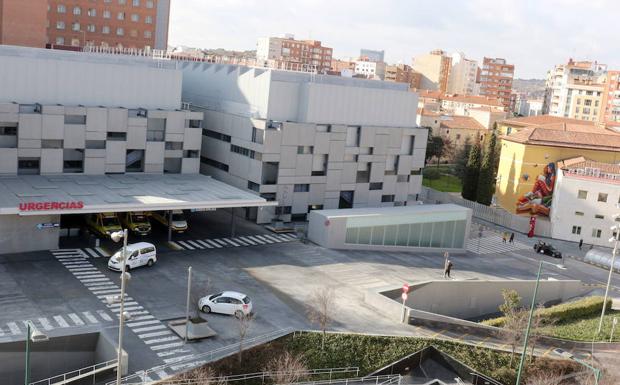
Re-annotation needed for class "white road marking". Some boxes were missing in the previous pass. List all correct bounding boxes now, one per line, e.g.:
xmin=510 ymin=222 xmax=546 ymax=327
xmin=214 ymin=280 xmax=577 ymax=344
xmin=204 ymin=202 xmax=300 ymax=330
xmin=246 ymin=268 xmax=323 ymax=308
xmin=246 ymin=235 xmax=266 ymax=244
xmin=97 ymin=310 xmax=113 ymax=322
xmin=204 ymin=239 xmax=222 ymax=248
xmin=80 ymin=278 xmax=111 ymax=283
xmin=239 ymin=236 xmax=256 ymax=245
xmin=144 ymin=336 xmax=179 ymax=345
xmin=53 ymin=315 xmax=70 ymax=328
xmin=212 ymin=239 xmax=229 ymax=247
xmin=68 ymin=313 xmax=85 ymax=326
xmin=254 ymin=235 xmax=274 ymax=243
xmin=262 ymin=234 xmax=282 ymax=243
xmin=163 ymin=354 xmax=195 ymax=364
xmin=221 ymin=238 xmax=241 ymax=247
xmin=194 ymin=240 xmax=213 ymax=248
xmin=127 ymin=319 xmax=160 ymax=327
xmin=156 ymin=348 xmax=191 ymax=357
xmin=186 ymin=240 xmax=204 ymax=249
xmin=138 ymin=330 xmax=172 ymax=339
xmin=176 ymin=241 xmax=195 ymax=250
xmin=131 ymin=315 xmax=155 ymax=321
xmin=7 ymin=322 xmax=21 ymax=334
xmin=96 ymin=247 xmax=110 ymax=257
xmin=82 ymin=311 xmax=99 ymax=324
xmin=150 ymin=342 xmax=184 ymax=351
xmin=38 ymin=317 xmax=54 ymax=331
xmin=132 ymin=324 xmax=166 ymax=333
xmin=84 ymin=248 xmax=100 ymax=258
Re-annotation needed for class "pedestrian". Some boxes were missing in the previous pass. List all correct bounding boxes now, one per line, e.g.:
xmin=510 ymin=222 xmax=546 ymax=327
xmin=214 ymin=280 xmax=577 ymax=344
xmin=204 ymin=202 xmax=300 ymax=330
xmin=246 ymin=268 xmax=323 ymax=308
xmin=509 ymin=232 xmax=514 ymax=244
xmin=446 ymin=260 xmax=453 ymax=278
xmin=443 ymin=258 xmax=451 ymax=278
xmin=502 ymin=232 xmax=507 ymax=243
xmin=579 ymin=239 xmax=583 ymax=250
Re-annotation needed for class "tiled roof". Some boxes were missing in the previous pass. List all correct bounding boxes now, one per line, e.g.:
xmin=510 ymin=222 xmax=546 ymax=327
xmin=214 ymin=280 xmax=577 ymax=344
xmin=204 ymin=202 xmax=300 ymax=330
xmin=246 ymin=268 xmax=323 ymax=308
xmin=501 ymin=127 xmax=620 ymax=152
xmin=443 ymin=94 xmax=504 ymax=107
xmin=440 ymin=116 xmax=485 ymax=130
xmin=501 ymin=114 xmax=620 ymax=134
xmin=417 ymin=108 xmax=441 ymax=116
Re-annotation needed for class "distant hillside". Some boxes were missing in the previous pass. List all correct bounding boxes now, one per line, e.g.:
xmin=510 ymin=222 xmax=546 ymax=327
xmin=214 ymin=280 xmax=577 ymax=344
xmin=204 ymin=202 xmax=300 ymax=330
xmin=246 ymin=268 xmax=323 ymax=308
xmin=512 ymin=78 xmax=546 ymax=98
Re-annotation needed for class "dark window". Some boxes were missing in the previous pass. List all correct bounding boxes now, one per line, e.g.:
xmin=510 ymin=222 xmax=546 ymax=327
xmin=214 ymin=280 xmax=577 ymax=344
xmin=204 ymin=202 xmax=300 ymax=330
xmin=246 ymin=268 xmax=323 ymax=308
xmin=107 ymin=132 xmax=127 ymax=141
xmin=231 ymin=144 xmax=261 ymax=160
xmin=275 ymin=206 xmax=292 ymax=215
xmin=202 ymin=129 xmax=231 ymax=142
xmin=146 ymin=118 xmax=166 ymax=141
xmin=165 ymin=141 xmax=183 ymax=150
xmin=294 ymin=184 xmax=310 ymax=192
xmin=200 ymin=156 xmax=229 ymax=172
xmin=186 ymin=119 xmax=201 ymax=128
xmin=183 ymin=150 xmax=199 ymax=158
xmin=251 ymin=127 xmax=264 ymax=144
xmin=86 ymin=140 xmax=106 ymax=149
xmin=64 ymin=115 xmax=86 ymax=124
xmin=42 ymin=140 xmax=63 ymax=149
xmin=308 ymin=205 xmax=323 ymax=211
xmin=369 ymin=182 xmax=383 ymax=190
xmin=247 ymin=181 xmax=260 ymax=192
xmin=260 ymin=193 xmax=276 ymax=201
xmin=381 ymin=195 xmax=395 ymax=202
xmin=18 ymin=158 xmax=40 ymax=175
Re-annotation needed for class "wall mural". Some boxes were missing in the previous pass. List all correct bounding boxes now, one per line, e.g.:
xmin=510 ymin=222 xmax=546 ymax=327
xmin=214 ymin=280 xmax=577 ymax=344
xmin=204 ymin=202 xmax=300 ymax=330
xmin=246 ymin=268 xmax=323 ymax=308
xmin=516 ymin=162 xmax=556 ymax=216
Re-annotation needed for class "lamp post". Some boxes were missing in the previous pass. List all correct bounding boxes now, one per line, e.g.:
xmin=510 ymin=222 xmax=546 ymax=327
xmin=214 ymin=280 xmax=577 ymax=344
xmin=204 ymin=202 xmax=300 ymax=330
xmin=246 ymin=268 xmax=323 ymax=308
xmin=515 ymin=261 xmax=543 ymax=385
xmin=597 ymin=221 xmax=620 ymax=335
xmin=109 ymin=229 xmax=131 ymax=385
xmin=185 ymin=266 xmax=192 ymax=343
xmin=24 ymin=321 xmax=49 ymax=385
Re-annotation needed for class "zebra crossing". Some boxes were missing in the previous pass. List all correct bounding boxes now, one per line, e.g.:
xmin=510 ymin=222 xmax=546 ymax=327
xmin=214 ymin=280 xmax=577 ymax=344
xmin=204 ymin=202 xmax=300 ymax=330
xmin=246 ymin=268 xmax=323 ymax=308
xmin=0 ymin=310 xmax=113 ymax=341
xmin=466 ymin=236 xmax=530 ymax=255
xmin=52 ymin=249 xmax=196 ymax=368
xmin=168 ymin=233 xmax=297 ymax=251
xmin=51 ymin=247 xmax=110 ymax=258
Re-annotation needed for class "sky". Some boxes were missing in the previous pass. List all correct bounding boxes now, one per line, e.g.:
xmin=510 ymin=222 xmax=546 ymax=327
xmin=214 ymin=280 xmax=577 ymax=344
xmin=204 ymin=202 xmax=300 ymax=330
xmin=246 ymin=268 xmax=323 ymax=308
xmin=168 ymin=0 xmax=618 ymax=79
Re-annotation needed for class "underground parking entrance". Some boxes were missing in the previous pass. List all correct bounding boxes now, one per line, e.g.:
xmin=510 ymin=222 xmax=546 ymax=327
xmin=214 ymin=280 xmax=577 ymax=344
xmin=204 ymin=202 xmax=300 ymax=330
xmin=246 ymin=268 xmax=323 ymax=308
xmin=0 ymin=173 xmax=275 ymax=255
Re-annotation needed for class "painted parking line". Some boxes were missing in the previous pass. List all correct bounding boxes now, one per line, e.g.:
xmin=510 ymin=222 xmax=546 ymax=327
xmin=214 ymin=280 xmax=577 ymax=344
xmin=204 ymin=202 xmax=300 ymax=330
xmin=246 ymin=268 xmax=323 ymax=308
xmin=204 ymin=239 xmax=222 ymax=248
xmin=186 ymin=240 xmax=204 ymax=249
xmin=68 ymin=313 xmax=85 ymax=326
xmin=38 ymin=317 xmax=54 ymax=331
xmin=176 ymin=241 xmax=195 ymax=250
xmin=53 ymin=316 xmax=70 ymax=328
xmin=97 ymin=310 xmax=113 ymax=322
xmin=212 ymin=239 xmax=229 ymax=247
xmin=194 ymin=240 xmax=213 ymax=249
xmin=83 ymin=311 xmax=99 ymax=324
xmin=220 ymin=238 xmax=241 ymax=247
xmin=157 ymin=348 xmax=191 ymax=357
xmin=7 ymin=322 xmax=21 ymax=335
xmin=238 ymin=236 xmax=256 ymax=245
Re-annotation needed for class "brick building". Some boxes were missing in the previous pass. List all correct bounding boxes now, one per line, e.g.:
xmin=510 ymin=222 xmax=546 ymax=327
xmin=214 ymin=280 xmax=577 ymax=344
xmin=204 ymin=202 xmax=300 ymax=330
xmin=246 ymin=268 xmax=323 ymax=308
xmin=256 ymin=35 xmax=333 ymax=73
xmin=0 ymin=0 xmax=169 ymax=50
xmin=601 ymin=70 xmax=620 ymax=126
xmin=479 ymin=57 xmax=514 ymax=110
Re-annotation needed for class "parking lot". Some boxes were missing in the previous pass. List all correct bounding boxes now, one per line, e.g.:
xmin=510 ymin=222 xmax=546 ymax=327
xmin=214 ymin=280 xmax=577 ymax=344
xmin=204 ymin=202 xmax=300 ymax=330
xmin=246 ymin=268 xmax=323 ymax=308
xmin=1 ymin=215 xmax=619 ymax=382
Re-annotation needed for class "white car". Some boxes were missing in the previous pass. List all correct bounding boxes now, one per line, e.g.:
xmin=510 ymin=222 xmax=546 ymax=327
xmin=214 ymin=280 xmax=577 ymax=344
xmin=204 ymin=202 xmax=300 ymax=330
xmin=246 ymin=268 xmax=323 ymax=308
xmin=108 ymin=242 xmax=157 ymax=272
xmin=198 ymin=291 xmax=253 ymax=318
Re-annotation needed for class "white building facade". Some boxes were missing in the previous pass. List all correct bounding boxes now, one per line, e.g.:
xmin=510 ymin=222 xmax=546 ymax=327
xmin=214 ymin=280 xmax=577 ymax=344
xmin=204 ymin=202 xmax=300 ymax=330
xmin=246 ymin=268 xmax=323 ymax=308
xmin=354 ymin=60 xmax=386 ymax=80
xmin=447 ymin=52 xmax=478 ymax=95
xmin=180 ymin=64 xmax=427 ymax=224
xmin=551 ymin=159 xmax=620 ymax=248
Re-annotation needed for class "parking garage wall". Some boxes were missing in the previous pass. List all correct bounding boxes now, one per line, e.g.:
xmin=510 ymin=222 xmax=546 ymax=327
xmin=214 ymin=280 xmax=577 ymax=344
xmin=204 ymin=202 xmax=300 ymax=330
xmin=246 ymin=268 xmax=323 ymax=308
xmin=0 ymin=214 xmax=59 ymax=254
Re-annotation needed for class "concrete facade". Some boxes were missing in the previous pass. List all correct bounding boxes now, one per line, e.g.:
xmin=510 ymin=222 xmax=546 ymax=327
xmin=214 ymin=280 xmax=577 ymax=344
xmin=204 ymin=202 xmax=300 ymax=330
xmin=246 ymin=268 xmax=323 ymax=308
xmin=447 ymin=52 xmax=478 ymax=95
xmin=307 ymin=204 xmax=471 ymax=252
xmin=181 ymin=63 xmax=426 ymax=223
xmin=412 ymin=50 xmax=451 ymax=92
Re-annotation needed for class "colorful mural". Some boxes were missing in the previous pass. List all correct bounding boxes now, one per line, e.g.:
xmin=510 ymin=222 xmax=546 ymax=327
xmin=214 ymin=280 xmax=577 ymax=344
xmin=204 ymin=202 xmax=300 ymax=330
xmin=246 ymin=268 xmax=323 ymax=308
xmin=515 ymin=162 xmax=556 ymax=216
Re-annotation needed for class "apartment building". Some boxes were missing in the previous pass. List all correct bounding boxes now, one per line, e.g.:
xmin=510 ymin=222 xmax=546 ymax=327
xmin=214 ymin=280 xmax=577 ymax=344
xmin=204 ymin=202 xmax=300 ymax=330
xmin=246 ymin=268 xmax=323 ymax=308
xmin=412 ymin=49 xmax=452 ymax=92
xmin=180 ymin=64 xmax=427 ymax=224
xmin=601 ymin=70 xmax=620 ymax=126
xmin=359 ymin=48 xmax=384 ymax=62
xmin=479 ymin=57 xmax=514 ymax=110
xmin=543 ymin=59 xmax=607 ymax=118
xmin=384 ymin=64 xmax=421 ymax=89
xmin=0 ymin=0 xmax=169 ymax=49
xmin=551 ymin=157 xmax=620 ymax=248
xmin=447 ymin=52 xmax=478 ymax=95
xmin=256 ymin=35 xmax=333 ymax=73
xmin=354 ymin=59 xmax=386 ymax=80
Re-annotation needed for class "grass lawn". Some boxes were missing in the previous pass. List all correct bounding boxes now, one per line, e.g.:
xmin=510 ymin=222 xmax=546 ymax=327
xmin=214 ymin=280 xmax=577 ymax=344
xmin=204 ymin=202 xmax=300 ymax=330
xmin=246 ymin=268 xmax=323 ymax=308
xmin=422 ymin=173 xmax=462 ymax=192
xmin=178 ymin=332 xmax=579 ymax=385
xmin=539 ymin=310 xmax=620 ymax=342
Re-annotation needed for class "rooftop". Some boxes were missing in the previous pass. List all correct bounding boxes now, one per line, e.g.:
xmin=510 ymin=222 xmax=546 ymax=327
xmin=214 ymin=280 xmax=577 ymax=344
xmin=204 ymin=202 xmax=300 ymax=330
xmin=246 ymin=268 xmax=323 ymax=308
xmin=0 ymin=174 xmax=272 ymax=216
xmin=501 ymin=126 xmax=620 ymax=152
xmin=498 ymin=115 xmax=617 ymax=134
xmin=558 ymin=157 xmax=620 ymax=183
xmin=439 ymin=115 xmax=485 ymax=131
xmin=310 ymin=203 xmax=470 ymax=219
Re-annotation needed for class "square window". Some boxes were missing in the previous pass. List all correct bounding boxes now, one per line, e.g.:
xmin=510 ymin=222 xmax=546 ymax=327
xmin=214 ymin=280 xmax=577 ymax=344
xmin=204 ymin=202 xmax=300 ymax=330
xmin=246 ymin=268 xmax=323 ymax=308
xmin=598 ymin=193 xmax=608 ymax=202
xmin=575 ymin=211 xmax=584 ymax=216
xmin=369 ymin=182 xmax=383 ymax=190
xmin=571 ymin=226 xmax=581 ymax=235
xmin=103 ymin=10 xmax=111 ymax=18
xmin=131 ymin=13 xmax=139 ymax=22
xmin=294 ymin=184 xmax=310 ymax=192
xmin=592 ymin=229 xmax=602 ymax=238
xmin=577 ymin=190 xmax=588 ymax=199
xmin=595 ymin=214 xmax=604 ymax=219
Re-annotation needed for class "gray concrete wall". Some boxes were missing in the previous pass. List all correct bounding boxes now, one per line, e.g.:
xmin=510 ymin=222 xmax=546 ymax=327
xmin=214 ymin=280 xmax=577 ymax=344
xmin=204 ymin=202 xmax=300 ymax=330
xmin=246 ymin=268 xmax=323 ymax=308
xmin=398 ymin=280 xmax=585 ymax=320
xmin=0 ymin=214 xmax=59 ymax=254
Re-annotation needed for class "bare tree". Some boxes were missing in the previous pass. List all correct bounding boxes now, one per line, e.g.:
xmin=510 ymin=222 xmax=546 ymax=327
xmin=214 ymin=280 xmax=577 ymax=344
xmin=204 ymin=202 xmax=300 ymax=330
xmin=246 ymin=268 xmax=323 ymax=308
xmin=164 ymin=366 xmax=227 ymax=385
xmin=263 ymin=351 xmax=308 ymax=385
xmin=501 ymin=309 xmax=529 ymax=368
xmin=236 ymin=313 xmax=253 ymax=363
xmin=306 ymin=287 xmax=337 ymax=350
xmin=525 ymin=369 xmax=564 ymax=385
xmin=528 ymin=303 xmax=548 ymax=364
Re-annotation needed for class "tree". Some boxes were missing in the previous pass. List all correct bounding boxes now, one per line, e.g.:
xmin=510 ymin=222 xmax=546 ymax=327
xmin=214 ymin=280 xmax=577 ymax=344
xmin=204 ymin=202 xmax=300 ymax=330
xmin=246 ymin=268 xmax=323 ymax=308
xmin=263 ymin=351 xmax=308 ymax=385
xmin=525 ymin=369 xmax=564 ymax=385
xmin=499 ymin=289 xmax=522 ymax=315
xmin=167 ymin=366 xmax=227 ymax=385
xmin=453 ymin=136 xmax=472 ymax=181
xmin=425 ymin=135 xmax=445 ymax=164
xmin=236 ymin=313 xmax=253 ymax=363
xmin=461 ymin=140 xmax=481 ymax=201
xmin=307 ymin=287 xmax=337 ymax=350
xmin=477 ymin=128 xmax=498 ymax=205
xmin=498 ymin=289 xmax=526 ymax=368
xmin=528 ymin=304 xmax=551 ymax=364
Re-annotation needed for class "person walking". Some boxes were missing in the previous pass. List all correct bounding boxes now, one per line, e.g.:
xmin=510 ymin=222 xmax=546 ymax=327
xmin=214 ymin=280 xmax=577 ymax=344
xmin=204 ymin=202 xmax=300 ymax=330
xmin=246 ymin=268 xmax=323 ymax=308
xmin=446 ymin=260 xmax=453 ymax=278
xmin=443 ymin=258 xmax=451 ymax=278
xmin=509 ymin=232 xmax=514 ymax=244
xmin=502 ymin=232 xmax=507 ymax=243
xmin=579 ymin=239 xmax=583 ymax=250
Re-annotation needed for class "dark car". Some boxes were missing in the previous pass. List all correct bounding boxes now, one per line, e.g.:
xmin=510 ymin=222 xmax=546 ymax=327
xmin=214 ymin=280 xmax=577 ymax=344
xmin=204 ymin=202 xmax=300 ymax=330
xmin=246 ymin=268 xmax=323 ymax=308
xmin=533 ymin=241 xmax=562 ymax=258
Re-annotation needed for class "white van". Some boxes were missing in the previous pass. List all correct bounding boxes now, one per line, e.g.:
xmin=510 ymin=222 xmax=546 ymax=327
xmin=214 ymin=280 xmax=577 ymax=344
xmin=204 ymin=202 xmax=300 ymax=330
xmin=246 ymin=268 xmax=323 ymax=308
xmin=108 ymin=242 xmax=157 ymax=272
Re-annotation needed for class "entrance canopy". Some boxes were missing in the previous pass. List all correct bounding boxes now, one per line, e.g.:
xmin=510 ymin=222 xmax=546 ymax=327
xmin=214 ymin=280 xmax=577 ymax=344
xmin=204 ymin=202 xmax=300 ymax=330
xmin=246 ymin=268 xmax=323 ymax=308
xmin=0 ymin=174 xmax=275 ymax=216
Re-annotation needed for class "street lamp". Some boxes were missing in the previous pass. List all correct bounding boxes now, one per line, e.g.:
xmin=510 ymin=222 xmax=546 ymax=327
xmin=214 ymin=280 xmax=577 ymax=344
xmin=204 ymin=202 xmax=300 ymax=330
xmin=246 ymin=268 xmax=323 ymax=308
xmin=24 ymin=321 xmax=49 ymax=385
xmin=597 ymin=220 xmax=620 ymax=334
xmin=109 ymin=229 xmax=131 ymax=385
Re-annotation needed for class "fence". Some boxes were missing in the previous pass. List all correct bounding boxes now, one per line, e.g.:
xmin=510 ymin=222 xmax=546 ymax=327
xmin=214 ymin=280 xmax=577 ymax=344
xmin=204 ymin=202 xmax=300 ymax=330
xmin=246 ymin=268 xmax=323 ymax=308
xmin=30 ymin=358 xmax=118 ymax=385
xmin=114 ymin=328 xmax=294 ymax=384
xmin=420 ymin=187 xmax=552 ymax=238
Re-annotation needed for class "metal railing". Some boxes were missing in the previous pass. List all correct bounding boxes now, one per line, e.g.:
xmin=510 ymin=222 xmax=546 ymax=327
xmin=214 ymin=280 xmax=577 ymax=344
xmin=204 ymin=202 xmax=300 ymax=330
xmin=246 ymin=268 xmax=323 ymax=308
xmin=295 ymin=375 xmax=402 ymax=385
xmin=156 ymin=367 xmax=360 ymax=385
xmin=30 ymin=358 xmax=118 ymax=385
xmin=114 ymin=328 xmax=294 ymax=384
xmin=470 ymin=372 xmax=504 ymax=385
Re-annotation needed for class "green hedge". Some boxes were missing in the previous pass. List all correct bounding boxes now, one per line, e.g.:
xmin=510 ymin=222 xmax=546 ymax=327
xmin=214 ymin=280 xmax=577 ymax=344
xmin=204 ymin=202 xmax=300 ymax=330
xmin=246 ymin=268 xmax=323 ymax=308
xmin=481 ymin=296 xmax=612 ymax=328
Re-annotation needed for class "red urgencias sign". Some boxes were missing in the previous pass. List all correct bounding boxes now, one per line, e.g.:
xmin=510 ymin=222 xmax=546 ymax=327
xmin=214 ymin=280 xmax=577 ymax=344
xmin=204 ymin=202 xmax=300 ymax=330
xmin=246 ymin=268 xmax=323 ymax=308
xmin=19 ymin=201 xmax=84 ymax=211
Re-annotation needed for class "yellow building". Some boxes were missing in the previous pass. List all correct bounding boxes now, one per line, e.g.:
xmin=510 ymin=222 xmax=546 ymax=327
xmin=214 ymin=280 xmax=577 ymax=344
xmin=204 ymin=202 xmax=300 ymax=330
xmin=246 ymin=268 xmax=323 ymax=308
xmin=496 ymin=126 xmax=620 ymax=212
xmin=496 ymin=115 xmax=599 ymax=137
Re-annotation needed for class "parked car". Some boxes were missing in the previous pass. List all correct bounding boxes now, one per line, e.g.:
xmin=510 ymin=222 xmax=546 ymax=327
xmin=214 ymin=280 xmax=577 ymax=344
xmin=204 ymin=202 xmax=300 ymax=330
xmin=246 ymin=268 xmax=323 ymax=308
xmin=533 ymin=241 xmax=562 ymax=258
xmin=119 ymin=211 xmax=151 ymax=235
xmin=198 ymin=291 xmax=253 ymax=318
xmin=86 ymin=212 xmax=122 ymax=238
xmin=108 ymin=242 xmax=157 ymax=271
xmin=150 ymin=210 xmax=188 ymax=233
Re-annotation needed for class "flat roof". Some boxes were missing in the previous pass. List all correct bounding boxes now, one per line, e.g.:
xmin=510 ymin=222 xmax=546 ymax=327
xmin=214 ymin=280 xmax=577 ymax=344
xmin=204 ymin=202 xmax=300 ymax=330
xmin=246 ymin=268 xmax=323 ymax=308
xmin=311 ymin=204 xmax=470 ymax=219
xmin=0 ymin=174 xmax=274 ymax=216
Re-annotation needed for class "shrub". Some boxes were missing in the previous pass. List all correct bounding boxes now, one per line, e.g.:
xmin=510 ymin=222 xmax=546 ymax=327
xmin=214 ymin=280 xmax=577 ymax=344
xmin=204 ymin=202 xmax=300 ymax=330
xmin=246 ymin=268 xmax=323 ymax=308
xmin=481 ymin=296 xmax=612 ymax=328
xmin=423 ymin=168 xmax=441 ymax=180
